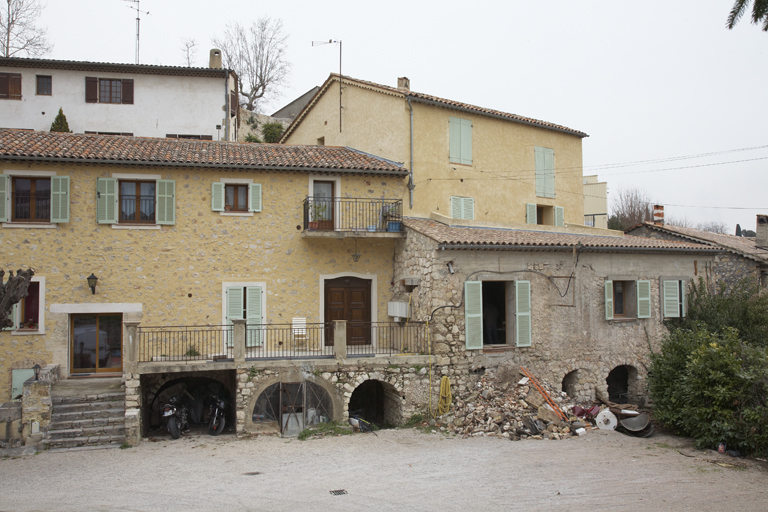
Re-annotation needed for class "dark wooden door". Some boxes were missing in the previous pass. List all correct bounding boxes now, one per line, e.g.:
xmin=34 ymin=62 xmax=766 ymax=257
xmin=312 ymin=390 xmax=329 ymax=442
xmin=324 ymin=277 xmax=371 ymax=345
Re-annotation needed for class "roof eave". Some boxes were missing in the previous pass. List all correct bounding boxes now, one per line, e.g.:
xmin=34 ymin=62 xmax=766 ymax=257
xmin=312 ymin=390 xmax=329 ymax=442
xmin=436 ymin=243 xmax=720 ymax=254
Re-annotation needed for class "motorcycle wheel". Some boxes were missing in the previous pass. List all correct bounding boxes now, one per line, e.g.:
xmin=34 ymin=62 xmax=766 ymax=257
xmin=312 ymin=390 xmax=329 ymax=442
xmin=209 ymin=415 xmax=226 ymax=436
xmin=168 ymin=416 xmax=181 ymax=439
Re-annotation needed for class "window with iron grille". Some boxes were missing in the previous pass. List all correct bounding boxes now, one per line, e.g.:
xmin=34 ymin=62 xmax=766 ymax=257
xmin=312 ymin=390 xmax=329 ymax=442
xmin=12 ymin=177 xmax=50 ymax=222
xmin=119 ymin=180 xmax=156 ymax=223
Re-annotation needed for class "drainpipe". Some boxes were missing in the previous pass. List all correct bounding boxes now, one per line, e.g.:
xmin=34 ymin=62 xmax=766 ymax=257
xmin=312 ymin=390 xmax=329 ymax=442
xmin=407 ymin=98 xmax=415 ymax=209
xmin=224 ymin=71 xmax=230 ymax=142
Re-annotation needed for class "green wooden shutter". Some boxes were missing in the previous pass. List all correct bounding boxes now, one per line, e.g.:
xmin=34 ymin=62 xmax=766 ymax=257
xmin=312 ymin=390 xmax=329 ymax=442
xmin=464 ymin=281 xmax=483 ymax=350
xmin=226 ymin=287 xmax=244 ymax=347
xmin=249 ymin=183 xmax=262 ymax=212
xmin=449 ymin=117 xmax=461 ymax=163
xmin=681 ymin=281 xmax=686 ymax=318
xmin=460 ymin=118 xmax=472 ymax=165
xmin=515 ymin=281 xmax=532 ymax=347
xmin=50 ymin=176 xmax=70 ymax=223
xmin=3 ymin=303 xmax=18 ymax=330
xmin=451 ymin=197 xmax=462 ymax=219
xmin=605 ymin=280 xmax=614 ymax=320
xmin=156 ymin=179 xmax=175 ymax=225
xmin=554 ymin=206 xmax=564 ymax=227
xmin=544 ymin=148 xmax=555 ymax=198
xmin=526 ymin=203 xmax=537 ymax=224
xmin=97 ymin=178 xmax=117 ymax=224
xmin=0 ymin=174 xmax=8 ymax=222
xmin=535 ymin=147 xmax=545 ymax=197
xmin=246 ymin=286 xmax=262 ymax=347
xmin=663 ymin=280 xmax=680 ymax=318
xmin=637 ymin=280 xmax=651 ymax=318
xmin=211 ymin=183 xmax=225 ymax=211
xmin=462 ymin=197 xmax=474 ymax=220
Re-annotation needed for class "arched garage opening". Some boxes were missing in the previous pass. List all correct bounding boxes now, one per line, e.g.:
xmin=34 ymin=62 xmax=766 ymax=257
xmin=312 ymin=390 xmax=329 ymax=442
xmin=251 ymin=380 xmax=333 ymax=437
xmin=606 ymin=365 xmax=640 ymax=404
xmin=348 ymin=379 xmax=402 ymax=427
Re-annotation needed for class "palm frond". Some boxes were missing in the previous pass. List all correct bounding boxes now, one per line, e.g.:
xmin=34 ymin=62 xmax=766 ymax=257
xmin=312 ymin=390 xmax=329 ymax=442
xmin=727 ymin=0 xmax=751 ymax=29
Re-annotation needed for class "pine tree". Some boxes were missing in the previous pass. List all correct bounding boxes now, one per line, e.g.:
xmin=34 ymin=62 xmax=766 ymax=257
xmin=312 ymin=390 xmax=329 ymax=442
xmin=736 ymin=224 xmax=742 ymax=237
xmin=49 ymin=108 xmax=71 ymax=132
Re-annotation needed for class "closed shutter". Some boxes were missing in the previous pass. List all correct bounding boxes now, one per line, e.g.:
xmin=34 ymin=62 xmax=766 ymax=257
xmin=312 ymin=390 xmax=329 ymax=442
xmin=50 ymin=176 xmax=70 ymax=223
xmin=211 ymin=183 xmax=225 ymax=211
xmin=460 ymin=118 xmax=472 ymax=165
xmin=462 ymin=197 xmax=474 ymax=220
xmin=121 ymin=79 xmax=134 ymax=104
xmin=0 ymin=174 xmax=8 ymax=222
xmin=230 ymin=91 xmax=237 ymax=117
xmin=449 ymin=117 xmax=461 ymax=163
xmin=8 ymin=74 xmax=21 ymax=100
xmin=249 ymin=183 xmax=262 ymax=212
xmin=605 ymin=280 xmax=614 ymax=320
xmin=0 ymin=73 xmax=8 ymax=99
xmin=85 ymin=77 xmax=98 ymax=103
xmin=97 ymin=178 xmax=117 ymax=224
xmin=526 ymin=203 xmax=537 ymax=224
xmin=637 ymin=280 xmax=651 ymax=318
xmin=663 ymin=280 xmax=681 ymax=318
xmin=535 ymin=147 xmax=545 ymax=197
xmin=543 ymin=147 xmax=555 ymax=198
xmin=246 ymin=286 xmax=262 ymax=347
xmin=554 ymin=206 xmax=564 ymax=227
xmin=451 ymin=196 xmax=462 ymax=219
xmin=156 ymin=179 xmax=175 ymax=225
xmin=516 ymin=281 xmax=531 ymax=347
xmin=464 ymin=281 xmax=483 ymax=350
xmin=226 ymin=287 xmax=244 ymax=347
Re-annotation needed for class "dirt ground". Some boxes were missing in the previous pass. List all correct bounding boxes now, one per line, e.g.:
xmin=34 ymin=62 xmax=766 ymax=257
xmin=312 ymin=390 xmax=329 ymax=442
xmin=1 ymin=427 xmax=766 ymax=512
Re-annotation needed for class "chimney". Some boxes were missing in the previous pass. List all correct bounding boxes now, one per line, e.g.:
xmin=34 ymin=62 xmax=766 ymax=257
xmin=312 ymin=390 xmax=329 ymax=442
xmin=209 ymin=49 xmax=222 ymax=69
xmin=653 ymin=204 xmax=664 ymax=225
xmin=397 ymin=77 xmax=410 ymax=92
xmin=756 ymin=215 xmax=768 ymax=247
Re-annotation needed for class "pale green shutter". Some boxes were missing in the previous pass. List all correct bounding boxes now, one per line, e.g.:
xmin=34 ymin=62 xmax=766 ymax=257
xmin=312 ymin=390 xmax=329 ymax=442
xmin=460 ymin=118 xmax=472 ymax=165
xmin=681 ymin=281 xmax=686 ymax=318
xmin=464 ymin=281 xmax=483 ymax=350
xmin=211 ymin=183 xmax=225 ymax=211
xmin=226 ymin=287 xmax=244 ymax=347
xmin=526 ymin=203 xmax=537 ymax=224
xmin=637 ymin=280 xmax=651 ymax=318
xmin=246 ymin=286 xmax=262 ymax=347
xmin=50 ymin=176 xmax=70 ymax=223
xmin=462 ymin=197 xmax=474 ymax=220
xmin=663 ymin=280 xmax=680 ymax=318
xmin=97 ymin=178 xmax=117 ymax=224
xmin=544 ymin=148 xmax=555 ymax=198
xmin=156 ymin=179 xmax=175 ymax=225
xmin=11 ymin=369 xmax=34 ymax=400
xmin=449 ymin=117 xmax=461 ymax=163
xmin=451 ymin=197 xmax=462 ymax=219
xmin=605 ymin=280 xmax=614 ymax=320
xmin=554 ymin=206 xmax=564 ymax=227
xmin=249 ymin=183 xmax=262 ymax=212
xmin=515 ymin=281 xmax=531 ymax=347
xmin=3 ymin=304 xmax=18 ymax=330
xmin=0 ymin=174 xmax=9 ymax=222
xmin=534 ymin=147 xmax=545 ymax=197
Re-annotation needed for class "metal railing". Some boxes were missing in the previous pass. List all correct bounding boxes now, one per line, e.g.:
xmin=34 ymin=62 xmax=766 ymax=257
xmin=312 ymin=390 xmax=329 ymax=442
xmin=245 ymin=323 xmax=334 ymax=360
xmin=138 ymin=325 xmax=232 ymax=362
xmin=346 ymin=322 xmax=429 ymax=357
xmin=302 ymin=197 xmax=403 ymax=232
xmin=12 ymin=193 xmax=50 ymax=221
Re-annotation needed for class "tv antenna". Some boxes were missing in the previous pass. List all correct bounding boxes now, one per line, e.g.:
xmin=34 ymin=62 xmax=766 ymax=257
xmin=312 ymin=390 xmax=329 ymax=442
xmin=123 ymin=0 xmax=150 ymax=64
xmin=312 ymin=39 xmax=342 ymax=132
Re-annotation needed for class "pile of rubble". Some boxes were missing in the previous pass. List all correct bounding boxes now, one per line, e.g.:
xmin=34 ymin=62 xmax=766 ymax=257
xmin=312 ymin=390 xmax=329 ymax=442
xmin=438 ymin=367 xmax=590 ymax=440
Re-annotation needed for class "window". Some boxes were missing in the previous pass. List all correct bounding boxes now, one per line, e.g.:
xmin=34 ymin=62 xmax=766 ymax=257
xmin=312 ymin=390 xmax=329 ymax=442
xmin=71 ymin=314 xmax=122 ymax=373
xmin=224 ymin=284 xmax=264 ymax=347
xmin=317 ymin=137 xmax=325 ymax=146
xmin=464 ymin=280 xmax=531 ymax=349
xmin=0 ymin=174 xmax=69 ymax=224
xmin=526 ymin=203 xmax=564 ymax=226
xmin=11 ymin=369 xmax=35 ymax=400
xmin=605 ymin=279 xmax=651 ymax=320
xmin=662 ymin=279 xmax=686 ymax=318
xmin=4 ymin=276 xmax=45 ymax=333
xmin=451 ymin=196 xmax=474 ymax=220
xmin=97 ymin=176 xmax=175 ymax=226
xmin=85 ymin=77 xmax=134 ymax=104
xmin=211 ymin=181 xmax=261 ymax=213
xmin=165 ymin=134 xmax=213 ymax=140
xmin=85 ymin=131 xmax=133 ymax=136
xmin=0 ymin=73 xmax=22 ymax=100
xmin=449 ymin=117 xmax=472 ymax=165
xmin=535 ymin=146 xmax=555 ymax=198
xmin=36 ymin=75 xmax=52 ymax=95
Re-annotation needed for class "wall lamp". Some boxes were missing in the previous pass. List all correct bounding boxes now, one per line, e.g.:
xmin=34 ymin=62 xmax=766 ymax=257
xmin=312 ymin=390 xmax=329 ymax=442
xmin=33 ymin=363 xmax=41 ymax=381
xmin=87 ymin=273 xmax=99 ymax=295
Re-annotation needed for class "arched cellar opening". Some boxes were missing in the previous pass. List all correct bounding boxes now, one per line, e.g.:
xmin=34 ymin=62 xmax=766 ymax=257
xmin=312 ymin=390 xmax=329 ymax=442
xmin=606 ymin=365 xmax=640 ymax=404
xmin=562 ymin=370 xmax=580 ymax=399
xmin=348 ymin=379 xmax=402 ymax=427
xmin=251 ymin=380 xmax=333 ymax=437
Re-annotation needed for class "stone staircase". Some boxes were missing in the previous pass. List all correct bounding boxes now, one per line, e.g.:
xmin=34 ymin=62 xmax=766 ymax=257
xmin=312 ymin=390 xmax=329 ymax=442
xmin=41 ymin=378 xmax=126 ymax=450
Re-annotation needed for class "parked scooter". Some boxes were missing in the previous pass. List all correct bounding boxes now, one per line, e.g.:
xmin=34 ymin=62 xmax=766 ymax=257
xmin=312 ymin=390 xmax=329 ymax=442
xmin=207 ymin=395 xmax=227 ymax=435
xmin=163 ymin=396 xmax=190 ymax=439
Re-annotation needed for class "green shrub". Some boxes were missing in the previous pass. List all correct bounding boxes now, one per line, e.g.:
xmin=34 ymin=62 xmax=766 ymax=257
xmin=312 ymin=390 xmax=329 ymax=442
xmin=261 ymin=122 xmax=284 ymax=143
xmin=244 ymin=133 xmax=262 ymax=143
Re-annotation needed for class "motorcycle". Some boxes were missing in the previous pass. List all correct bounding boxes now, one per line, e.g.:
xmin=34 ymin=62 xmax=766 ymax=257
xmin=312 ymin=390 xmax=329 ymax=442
xmin=163 ymin=396 xmax=190 ymax=439
xmin=207 ymin=395 xmax=227 ymax=436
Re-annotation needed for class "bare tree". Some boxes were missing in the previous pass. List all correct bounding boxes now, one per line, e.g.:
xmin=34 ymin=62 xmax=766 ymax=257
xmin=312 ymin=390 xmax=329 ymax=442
xmin=180 ymin=37 xmax=198 ymax=67
xmin=609 ymin=187 xmax=653 ymax=230
xmin=1 ymin=0 xmax=52 ymax=58
xmin=665 ymin=215 xmax=695 ymax=228
xmin=212 ymin=17 xmax=290 ymax=112
xmin=696 ymin=221 xmax=729 ymax=234
xmin=0 ymin=268 xmax=34 ymax=329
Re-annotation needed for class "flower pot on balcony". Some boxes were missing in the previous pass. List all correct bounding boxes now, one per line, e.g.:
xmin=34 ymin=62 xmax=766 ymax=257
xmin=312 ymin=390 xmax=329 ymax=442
xmin=308 ymin=221 xmax=319 ymax=230
xmin=387 ymin=221 xmax=401 ymax=232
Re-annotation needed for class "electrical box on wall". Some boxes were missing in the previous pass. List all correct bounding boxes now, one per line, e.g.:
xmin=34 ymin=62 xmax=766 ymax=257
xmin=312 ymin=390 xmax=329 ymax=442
xmin=388 ymin=301 xmax=411 ymax=320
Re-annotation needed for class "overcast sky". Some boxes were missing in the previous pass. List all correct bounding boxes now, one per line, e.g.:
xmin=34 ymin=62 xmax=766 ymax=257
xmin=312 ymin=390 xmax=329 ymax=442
xmin=38 ymin=0 xmax=768 ymax=232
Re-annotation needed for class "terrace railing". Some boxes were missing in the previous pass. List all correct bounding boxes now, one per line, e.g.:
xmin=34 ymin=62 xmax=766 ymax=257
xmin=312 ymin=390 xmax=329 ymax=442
xmin=303 ymin=197 xmax=403 ymax=233
xmin=244 ymin=322 xmax=334 ymax=360
xmin=137 ymin=325 xmax=232 ymax=363
xmin=346 ymin=322 xmax=429 ymax=357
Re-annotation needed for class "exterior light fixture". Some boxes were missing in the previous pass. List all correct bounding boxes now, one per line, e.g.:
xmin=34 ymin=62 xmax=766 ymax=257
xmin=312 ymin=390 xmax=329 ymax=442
xmin=33 ymin=363 xmax=41 ymax=381
xmin=352 ymin=253 xmax=361 ymax=262
xmin=87 ymin=273 xmax=99 ymax=295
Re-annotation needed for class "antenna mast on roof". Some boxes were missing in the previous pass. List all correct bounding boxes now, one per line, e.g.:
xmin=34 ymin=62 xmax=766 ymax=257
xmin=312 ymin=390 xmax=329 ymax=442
xmin=312 ymin=39 xmax=342 ymax=133
xmin=123 ymin=0 xmax=150 ymax=64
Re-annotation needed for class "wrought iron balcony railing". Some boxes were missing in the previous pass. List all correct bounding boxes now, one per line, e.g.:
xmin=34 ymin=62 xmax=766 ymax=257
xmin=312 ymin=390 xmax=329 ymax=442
xmin=302 ymin=197 xmax=403 ymax=233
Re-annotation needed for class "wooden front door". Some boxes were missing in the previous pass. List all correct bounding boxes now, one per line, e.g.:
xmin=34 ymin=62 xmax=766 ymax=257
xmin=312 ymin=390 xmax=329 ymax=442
xmin=325 ymin=277 xmax=371 ymax=345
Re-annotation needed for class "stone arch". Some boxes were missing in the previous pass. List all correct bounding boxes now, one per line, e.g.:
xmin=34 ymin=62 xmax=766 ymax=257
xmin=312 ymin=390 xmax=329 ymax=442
xmin=348 ymin=379 xmax=403 ymax=426
xmin=606 ymin=365 xmax=642 ymax=405
xmin=560 ymin=368 xmax=596 ymax=402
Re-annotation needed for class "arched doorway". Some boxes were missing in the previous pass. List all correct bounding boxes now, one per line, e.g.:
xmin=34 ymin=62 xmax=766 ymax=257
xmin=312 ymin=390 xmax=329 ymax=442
xmin=606 ymin=365 xmax=639 ymax=404
xmin=348 ymin=379 xmax=403 ymax=427
xmin=143 ymin=375 xmax=233 ymax=434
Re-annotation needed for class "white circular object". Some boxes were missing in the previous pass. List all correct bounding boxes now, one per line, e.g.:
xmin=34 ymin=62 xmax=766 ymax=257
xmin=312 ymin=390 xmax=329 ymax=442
xmin=595 ymin=409 xmax=617 ymax=430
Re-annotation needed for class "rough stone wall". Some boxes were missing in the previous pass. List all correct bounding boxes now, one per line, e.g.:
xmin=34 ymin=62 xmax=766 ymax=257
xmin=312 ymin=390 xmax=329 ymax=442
xmin=20 ymin=364 xmax=59 ymax=444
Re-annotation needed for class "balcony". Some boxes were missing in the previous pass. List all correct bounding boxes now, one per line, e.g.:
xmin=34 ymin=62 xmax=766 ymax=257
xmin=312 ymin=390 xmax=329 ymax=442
xmin=302 ymin=197 xmax=404 ymax=238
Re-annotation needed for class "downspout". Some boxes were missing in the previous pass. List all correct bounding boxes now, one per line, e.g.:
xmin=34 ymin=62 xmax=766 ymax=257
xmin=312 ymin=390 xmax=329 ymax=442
xmin=407 ymin=98 xmax=415 ymax=209
xmin=223 ymin=71 xmax=230 ymax=142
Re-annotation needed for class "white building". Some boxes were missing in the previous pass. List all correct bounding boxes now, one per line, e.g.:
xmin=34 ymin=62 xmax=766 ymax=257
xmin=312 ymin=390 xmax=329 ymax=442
xmin=0 ymin=50 xmax=238 ymax=141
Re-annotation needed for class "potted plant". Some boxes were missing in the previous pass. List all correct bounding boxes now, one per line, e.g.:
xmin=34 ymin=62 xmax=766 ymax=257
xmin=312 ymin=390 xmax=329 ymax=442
xmin=310 ymin=201 xmax=332 ymax=230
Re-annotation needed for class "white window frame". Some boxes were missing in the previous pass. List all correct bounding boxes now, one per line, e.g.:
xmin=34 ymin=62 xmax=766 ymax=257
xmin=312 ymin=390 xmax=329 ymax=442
xmin=2 ymin=170 xmax=59 ymax=229
xmin=308 ymin=175 xmax=341 ymax=229
xmin=605 ymin=278 xmax=651 ymax=321
xmin=216 ymin=177 xmax=256 ymax=217
xmin=109 ymin=172 xmax=163 ymax=230
xmin=9 ymin=276 xmax=45 ymax=335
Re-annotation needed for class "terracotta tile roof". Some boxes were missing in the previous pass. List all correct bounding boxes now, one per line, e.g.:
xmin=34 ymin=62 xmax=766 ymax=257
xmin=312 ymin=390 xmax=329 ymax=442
xmin=628 ymin=222 xmax=768 ymax=262
xmin=0 ymin=130 xmax=407 ymax=174
xmin=0 ymin=57 xmax=231 ymax=78
xmin=282 ymin=74 xmax=588 ymax=141
xmin=404 ymin=218 xmax=717 ymax=252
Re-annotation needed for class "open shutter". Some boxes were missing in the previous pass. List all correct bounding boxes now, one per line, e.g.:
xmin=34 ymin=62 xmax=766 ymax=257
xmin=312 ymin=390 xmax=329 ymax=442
xmin=516 ymin=281 xmax=532 ymax=347
xmin=451 ymin=197 xmax=462 ymax=219
xmin=246 ymin=286 xmax=262 ymax=347
xmin=121 ymin=79 xmax=134 ymax=104
xmin=663 ymin=280 xmax=681 ymax=318
xmin=535 ymin=147 xmax=545 ymax=196
xmin=462 ymin=197 xmax=474 ymax=220
xmin=85 ymin=77 xmax=98 ymax=103
xmin=96 ymin=178 xmax=117 ymax=224
xmin=554 ymin=206 xmax=564 ymax=227
xmin=211 ymin=183 xmax=225 ymax=211
xmin=605 ymin=280 xmax=614 ymax=320
xmin=449 ymin=117 xmax=461 ymax=163
xmin=50 ymin=176 xmax=70 ymax=223
xmin=226 ymin=287 xmax=244 ymax=347
xmin=156 ymin=179 xmax=175 ymax=225
xmin=464 ymin=281 xmax=483 ymax=350
xmin=544 ymin=147 xmax=555 ymax=198
xmin=249 ymin=183 xmax=262 ymax=212
xmin=460 ymin=118 xmax=472 ymax=165
xmin=637 ymin=280 xmax=651 ymax=318
xmin=0 ymin=174 xmax=9 ymax=222
xmin=526 ymin=203 xmax=537 ymax=224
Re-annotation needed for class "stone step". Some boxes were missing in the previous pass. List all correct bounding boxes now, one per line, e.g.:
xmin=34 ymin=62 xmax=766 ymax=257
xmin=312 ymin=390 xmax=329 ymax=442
xmin=52 ymin=401 xmax=125 ymax=414
xmin=52 ymin=407 xmax=126 ymax=423
xmin=41 ymin=434 xmax=125 ymax=450
xmin=48 ymin=424 xmax=125 ymax=440
xmin=49 ymin=415 xmax=126 ymax=431
xmin=52 ymin=392 xmax=125 ymax=405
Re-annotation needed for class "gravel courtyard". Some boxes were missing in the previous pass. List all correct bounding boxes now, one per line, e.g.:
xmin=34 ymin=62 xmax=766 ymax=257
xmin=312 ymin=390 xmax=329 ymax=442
xmin=1 ymin=427 xmax=766 ymax=512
